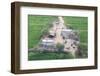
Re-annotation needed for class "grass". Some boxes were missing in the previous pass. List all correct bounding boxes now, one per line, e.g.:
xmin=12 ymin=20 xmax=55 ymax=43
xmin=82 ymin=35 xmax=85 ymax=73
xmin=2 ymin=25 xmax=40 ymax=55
xmin=63 ymin=16 xmax=88 ymax=43
xmin=28 ymin=15 xmax=88 ymax=60
xmin=28 ymin=15 xmax=57 ymax=48
xmin=76 ymin=44 xmax=88 ymax=58
xmin=28 ymin=51 xmax=74 ymax=60
xmin=64 ymin=16 xmax=88 ymax=58
xmin=63 ymin=16 xmax=88 ymax=30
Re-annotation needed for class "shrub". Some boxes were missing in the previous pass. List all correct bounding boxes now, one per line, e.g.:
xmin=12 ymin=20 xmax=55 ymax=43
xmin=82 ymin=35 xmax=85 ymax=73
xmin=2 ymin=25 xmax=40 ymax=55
xmin=56 ymin=43 xmax=64 ymax=52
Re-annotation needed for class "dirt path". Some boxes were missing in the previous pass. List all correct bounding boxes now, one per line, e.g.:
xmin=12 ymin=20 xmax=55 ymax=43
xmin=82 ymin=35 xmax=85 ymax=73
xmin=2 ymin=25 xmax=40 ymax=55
xmin=51 ymin=16 xmax=66 ymax=44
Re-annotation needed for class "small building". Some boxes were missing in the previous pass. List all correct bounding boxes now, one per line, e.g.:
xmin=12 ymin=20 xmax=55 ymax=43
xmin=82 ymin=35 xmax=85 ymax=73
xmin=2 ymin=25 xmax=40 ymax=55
xmin=61 ymin=29 xmax=80 ymax=55
xmin=61 ymin=29 xmax=79 ymax=41
xmin=61 ymin=29 xmax=73 ymax=39
xmin=39 ymin=38 xmax=56 ymax=51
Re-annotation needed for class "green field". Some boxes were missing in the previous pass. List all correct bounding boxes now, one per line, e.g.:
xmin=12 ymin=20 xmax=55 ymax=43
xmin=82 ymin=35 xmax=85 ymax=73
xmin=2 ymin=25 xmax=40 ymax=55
xmin=63 ymin=16 xmax=88 ymax=43
xmin=28 ymin=51 xmax=74 ymax=60
xmin=28 ymin=15 xmax=57 ymax=48
xmin=28 ymin=15 xmax=88 ymax=60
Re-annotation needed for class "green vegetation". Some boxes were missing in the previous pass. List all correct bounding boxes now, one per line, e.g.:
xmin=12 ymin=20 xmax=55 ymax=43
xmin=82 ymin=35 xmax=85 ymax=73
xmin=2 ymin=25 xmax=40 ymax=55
xmin=63 ymin=16 xmax=88 ymax=43
xmin=28 ymin=15 xmax=88 ymax=60
xmin=56 ymin=43 xmax=64 ymax=52
xmin=28 ymin=15 xmax=57 ymax=48
xmin=64 ymin=16 xmax=88 ymax=30
xmin=64 ymin=16 xmax=88 ymax=58
xmin=28 ymin=51 xmax=74 ymax=60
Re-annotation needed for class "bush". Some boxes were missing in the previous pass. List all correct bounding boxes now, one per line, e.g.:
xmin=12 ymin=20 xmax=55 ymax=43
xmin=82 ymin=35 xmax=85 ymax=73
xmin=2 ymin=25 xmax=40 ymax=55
xmin=56 ymin=43 xmax=64 ymax=52
xmin=76 ymin=44 xmax=88 ymax=58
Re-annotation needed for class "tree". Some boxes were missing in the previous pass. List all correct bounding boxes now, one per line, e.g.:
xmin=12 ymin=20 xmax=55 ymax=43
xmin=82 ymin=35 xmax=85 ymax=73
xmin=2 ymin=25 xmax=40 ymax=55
xmin=56 ymin=43 xmax=64 ymax=52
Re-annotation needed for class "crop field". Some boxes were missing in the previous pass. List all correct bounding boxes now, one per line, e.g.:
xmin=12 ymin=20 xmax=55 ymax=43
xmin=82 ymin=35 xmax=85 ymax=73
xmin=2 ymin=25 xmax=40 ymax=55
xmin=28 ymin=15 xmax=88 ymax=60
